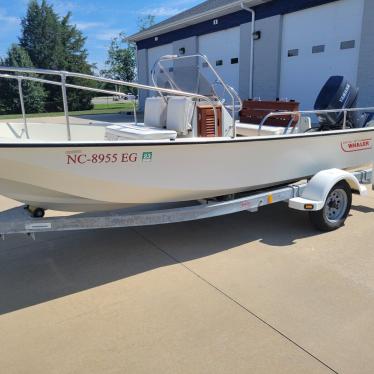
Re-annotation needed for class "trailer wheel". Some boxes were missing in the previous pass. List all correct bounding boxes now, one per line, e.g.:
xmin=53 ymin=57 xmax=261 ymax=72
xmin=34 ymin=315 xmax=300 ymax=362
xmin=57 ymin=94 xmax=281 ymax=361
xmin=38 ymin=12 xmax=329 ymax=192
xmin=33 ymin=208 xmax=45 ymax=218
xmin=27 ymin=206 xmax=45 ymax=218
xmin=309 ymin=181 xmax=352 ymax=232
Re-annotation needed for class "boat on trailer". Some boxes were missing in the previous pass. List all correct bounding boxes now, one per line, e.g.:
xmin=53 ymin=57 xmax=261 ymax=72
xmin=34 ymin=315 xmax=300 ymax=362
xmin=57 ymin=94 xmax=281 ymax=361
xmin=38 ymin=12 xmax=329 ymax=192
xmin=0 ymin=54 xmax=373 ymax=219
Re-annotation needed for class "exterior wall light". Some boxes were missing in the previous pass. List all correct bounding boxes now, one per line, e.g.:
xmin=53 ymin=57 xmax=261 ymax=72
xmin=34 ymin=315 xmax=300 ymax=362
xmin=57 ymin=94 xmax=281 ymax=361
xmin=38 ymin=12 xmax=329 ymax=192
xmin=253 ymin=31 xmax=261 ymax=40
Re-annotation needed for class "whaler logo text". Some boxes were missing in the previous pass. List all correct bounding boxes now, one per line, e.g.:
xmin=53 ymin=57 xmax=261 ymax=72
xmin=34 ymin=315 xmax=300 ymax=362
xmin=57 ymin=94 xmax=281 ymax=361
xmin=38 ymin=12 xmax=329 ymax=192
xmin=341 ymin=138 xmax=372 ymax=152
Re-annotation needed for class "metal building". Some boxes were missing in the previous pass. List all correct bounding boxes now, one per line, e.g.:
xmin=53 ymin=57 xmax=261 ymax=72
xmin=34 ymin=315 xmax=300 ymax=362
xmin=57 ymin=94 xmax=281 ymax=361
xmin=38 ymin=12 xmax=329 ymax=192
xmin=128 ymin=0 xmax=374 ymax=110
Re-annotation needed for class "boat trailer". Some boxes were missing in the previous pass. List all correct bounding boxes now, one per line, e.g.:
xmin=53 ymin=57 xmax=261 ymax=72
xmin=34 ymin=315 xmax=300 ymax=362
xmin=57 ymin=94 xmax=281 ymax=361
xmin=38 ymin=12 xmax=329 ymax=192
xmin=0 ymin=168 xmax=372 ymax=240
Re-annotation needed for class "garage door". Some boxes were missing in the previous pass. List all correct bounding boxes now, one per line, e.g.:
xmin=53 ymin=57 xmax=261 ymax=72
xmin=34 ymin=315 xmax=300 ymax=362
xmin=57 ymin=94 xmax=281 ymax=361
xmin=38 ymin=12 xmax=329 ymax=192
xmin=279 ymin=0 xmax=364 ymax=110
xmin=198 ymin=27 xmax=240 ymax=93
xmin=147 ymin=43 xmax=173 ymax=85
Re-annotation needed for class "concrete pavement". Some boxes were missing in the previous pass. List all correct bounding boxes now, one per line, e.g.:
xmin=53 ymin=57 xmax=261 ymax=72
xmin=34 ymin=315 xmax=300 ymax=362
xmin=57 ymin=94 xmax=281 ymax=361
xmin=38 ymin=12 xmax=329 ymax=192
xmin=0 ymin=191 xmax=373 ymax=373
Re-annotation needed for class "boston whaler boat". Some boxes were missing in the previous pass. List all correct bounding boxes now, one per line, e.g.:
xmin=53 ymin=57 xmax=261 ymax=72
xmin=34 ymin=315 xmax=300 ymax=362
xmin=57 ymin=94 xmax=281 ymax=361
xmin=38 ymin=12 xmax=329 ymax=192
xmin=0 ymin=54 xmax=373 ymax=232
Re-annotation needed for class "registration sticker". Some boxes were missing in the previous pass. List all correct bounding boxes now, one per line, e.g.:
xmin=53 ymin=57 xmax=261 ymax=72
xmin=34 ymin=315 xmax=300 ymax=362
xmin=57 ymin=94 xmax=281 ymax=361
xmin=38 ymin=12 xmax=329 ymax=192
xmin=142 ymin=152 xmax=153 ymax=162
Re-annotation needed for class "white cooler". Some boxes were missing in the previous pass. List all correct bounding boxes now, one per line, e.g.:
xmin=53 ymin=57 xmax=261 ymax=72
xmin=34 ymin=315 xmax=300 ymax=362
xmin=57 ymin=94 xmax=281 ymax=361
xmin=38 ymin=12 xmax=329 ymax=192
xmin=105 ymin=123 xmax=177 ymax=141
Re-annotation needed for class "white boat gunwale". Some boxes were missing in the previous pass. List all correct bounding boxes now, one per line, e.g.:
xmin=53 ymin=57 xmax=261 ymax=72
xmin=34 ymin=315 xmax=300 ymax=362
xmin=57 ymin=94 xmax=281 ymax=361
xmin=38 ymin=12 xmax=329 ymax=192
xmin=1 ymin=126 xmax=374 ymax=147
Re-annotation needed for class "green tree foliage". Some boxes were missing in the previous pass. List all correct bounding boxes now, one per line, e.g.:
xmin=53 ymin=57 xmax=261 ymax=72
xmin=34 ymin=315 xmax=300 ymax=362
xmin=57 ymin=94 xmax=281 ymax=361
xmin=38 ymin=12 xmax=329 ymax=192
xmin=19 ymin=0 xmax=64 ymax=69
xmin=101 ymin=33 xmax=136 ymax=82
xmin=59 ymin=12 xmax=95 ymax=111
xmin=100 ymin=15 xmax=155 ymax=93
xmin=19 ymin=0 xmax=94 ymax=111
xmin=0 ymin=44 xmax=47 ymax=114
xmin=137 ymin=15 xmax=155 ymax=32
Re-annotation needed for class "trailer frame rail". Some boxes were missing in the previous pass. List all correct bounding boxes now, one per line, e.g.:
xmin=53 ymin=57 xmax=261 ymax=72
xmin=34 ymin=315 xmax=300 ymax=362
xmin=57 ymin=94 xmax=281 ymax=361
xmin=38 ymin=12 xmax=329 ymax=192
xmin=0 ymin=169 xmax=372 ymax=239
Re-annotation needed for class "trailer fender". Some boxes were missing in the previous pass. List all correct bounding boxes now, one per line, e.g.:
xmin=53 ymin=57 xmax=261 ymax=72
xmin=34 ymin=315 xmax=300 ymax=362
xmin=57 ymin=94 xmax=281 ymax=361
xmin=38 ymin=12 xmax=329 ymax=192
xmin=289 ymin=168 xmax=367 ymax=211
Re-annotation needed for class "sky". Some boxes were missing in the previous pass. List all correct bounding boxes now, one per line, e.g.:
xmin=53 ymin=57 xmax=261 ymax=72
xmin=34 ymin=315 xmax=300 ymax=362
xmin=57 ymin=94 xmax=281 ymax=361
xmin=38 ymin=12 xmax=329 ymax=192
xmin=0 ymin=0 xmax=203 ymax=70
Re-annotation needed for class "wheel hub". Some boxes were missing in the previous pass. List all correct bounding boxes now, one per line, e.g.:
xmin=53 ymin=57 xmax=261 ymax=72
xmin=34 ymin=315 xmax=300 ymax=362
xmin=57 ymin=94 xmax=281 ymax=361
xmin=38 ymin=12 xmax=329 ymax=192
xmin=324 ymin=189 xmax=348 ymax=222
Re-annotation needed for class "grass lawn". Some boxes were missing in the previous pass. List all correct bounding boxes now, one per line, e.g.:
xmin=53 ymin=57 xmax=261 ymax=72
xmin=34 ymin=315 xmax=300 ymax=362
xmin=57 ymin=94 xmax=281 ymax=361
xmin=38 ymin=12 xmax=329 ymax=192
xmin=0 ymin=102 xmax=136 ymax=120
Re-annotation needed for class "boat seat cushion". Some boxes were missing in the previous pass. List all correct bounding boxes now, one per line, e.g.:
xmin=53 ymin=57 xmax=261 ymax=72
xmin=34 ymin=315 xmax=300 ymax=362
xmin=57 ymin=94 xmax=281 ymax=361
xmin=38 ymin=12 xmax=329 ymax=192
xmin=105 ymin=123 xmax=177 ymax=141
xmin=144 ymin=97 xmax=167 ymax=128
xmin=166 ymin=96 xmax=194 ymax=135
xmin=236 ymin=117 xmax=312 ymax=137
xmin=236 ymin=122 xmax=285 ymax=136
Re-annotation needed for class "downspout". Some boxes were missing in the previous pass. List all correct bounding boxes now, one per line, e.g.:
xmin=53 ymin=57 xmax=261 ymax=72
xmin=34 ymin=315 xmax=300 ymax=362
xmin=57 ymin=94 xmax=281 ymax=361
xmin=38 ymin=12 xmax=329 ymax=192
xmin=240 ymin=2 xmax=255 ymax=99
xmin=134 ymin=42 xmax=139 ymax=124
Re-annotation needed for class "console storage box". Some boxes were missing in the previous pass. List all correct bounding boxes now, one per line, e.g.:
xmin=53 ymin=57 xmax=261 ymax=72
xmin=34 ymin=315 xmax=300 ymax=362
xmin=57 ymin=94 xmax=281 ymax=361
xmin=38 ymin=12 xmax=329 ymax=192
xmin=197 ymin=105 xmax=222 ymax=137
xmin=239 ymin=100 xmax=300 ymax=127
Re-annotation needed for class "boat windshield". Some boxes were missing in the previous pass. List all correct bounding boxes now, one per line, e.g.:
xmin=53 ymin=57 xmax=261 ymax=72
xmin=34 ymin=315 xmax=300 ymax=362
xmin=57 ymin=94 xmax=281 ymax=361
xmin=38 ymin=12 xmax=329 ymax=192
xmin=151 ymin=54 xmax=242 ymax=115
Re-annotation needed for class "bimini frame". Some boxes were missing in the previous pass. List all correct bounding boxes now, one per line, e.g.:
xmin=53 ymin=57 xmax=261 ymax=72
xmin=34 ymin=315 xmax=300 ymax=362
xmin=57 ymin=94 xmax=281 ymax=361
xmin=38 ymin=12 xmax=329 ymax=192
xmin=0 ymin=66 xmax=220 ymax=140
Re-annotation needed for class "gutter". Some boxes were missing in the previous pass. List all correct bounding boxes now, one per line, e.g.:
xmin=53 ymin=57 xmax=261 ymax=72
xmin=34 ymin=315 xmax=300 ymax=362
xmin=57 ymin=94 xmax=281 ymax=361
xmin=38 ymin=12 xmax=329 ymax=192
xmin=128 ymin=0 xmax=270 ymax=42
xmin=241 ymin=2 xmax=256 ymax=99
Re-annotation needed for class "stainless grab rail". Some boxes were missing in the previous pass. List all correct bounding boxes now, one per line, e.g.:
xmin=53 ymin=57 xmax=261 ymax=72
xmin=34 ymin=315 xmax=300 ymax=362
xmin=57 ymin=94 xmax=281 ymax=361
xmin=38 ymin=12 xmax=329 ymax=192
xmin=0 ymin=66 xmax=219 ymax=141
xmin=151 ymin=55 xmax=218 ymax=137
xmin=17 ymin=77 xmax=29 ymax=139
xmin=257 ymin=107 xmax=374 ymax=136
xmin=151 ymin=54 xmax=243 ymax=138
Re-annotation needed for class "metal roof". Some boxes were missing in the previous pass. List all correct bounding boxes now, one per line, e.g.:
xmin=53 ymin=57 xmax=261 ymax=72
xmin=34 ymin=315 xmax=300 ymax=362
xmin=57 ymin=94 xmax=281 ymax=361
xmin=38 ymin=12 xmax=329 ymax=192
xmin=128 ymin=0 xmax=271 ymax=42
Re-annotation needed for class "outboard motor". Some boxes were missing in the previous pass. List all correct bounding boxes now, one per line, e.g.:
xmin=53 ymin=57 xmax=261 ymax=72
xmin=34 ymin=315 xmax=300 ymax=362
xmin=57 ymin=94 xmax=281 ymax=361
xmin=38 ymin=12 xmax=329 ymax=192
xmin=314 ymin=76 xmax=372 ymax=130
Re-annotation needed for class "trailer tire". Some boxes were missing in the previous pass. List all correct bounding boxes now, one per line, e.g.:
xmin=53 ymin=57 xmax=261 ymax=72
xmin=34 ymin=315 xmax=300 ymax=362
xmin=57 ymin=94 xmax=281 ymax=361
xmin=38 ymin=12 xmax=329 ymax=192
xmin=309 ymin=181 xmax=352 ymax=232
xmin=32 ymin=208 xmax=45 ymax=218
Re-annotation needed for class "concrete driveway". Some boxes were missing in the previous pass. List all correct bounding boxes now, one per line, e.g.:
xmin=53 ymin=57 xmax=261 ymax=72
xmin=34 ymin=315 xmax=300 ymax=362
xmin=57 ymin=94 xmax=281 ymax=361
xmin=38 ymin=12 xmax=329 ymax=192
xmin=0 ymin=190 xmax=373 ymax=374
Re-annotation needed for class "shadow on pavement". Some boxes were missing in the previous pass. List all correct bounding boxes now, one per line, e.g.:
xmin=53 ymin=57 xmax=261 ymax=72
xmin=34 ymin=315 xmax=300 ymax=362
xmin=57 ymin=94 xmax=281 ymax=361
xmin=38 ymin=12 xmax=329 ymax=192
xmin=0 ymin=203 xmax=321 ymax=315
xmin=351 ymin=205 xmax=374 ymax=214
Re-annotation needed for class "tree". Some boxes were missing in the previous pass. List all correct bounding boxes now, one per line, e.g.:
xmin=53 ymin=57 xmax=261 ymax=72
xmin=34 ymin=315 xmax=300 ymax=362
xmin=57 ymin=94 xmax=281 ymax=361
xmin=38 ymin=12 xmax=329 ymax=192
xmin=19 ymin=0 xmax=94 ymax=111
xmin=59 ymin=12 xmax=95 ymax=111
xmin=100 ymin=33 xmax=136 ymax=94
xmin=19 ymin=0 xmax=64 ymax=70
xmin=0 ymin=44 xmax=47 ymax=114
xmin=137 ymin=15 xmax=155 ymax=32
xmin=100 ymin=15 xmax=155 ymax=91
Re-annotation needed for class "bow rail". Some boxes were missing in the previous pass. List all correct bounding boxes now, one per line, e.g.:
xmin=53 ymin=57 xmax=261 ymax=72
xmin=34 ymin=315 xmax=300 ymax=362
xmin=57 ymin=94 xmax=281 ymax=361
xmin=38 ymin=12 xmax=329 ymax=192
xmin=0 ymin=66 xmax=219 ymax=140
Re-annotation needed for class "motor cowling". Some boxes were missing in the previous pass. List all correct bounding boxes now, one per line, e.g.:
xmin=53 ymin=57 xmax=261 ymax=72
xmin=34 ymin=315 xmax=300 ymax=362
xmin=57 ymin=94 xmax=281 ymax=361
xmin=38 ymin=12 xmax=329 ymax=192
xmin=314 ymin=76 xmax=370 ymax=129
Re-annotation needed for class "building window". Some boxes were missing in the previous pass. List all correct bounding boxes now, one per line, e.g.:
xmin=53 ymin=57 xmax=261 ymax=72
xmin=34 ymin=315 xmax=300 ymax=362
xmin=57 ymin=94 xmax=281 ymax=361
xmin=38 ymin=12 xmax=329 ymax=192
xmin=179 ymin=47 xmax=186 ymax=55
xmin=231 ymin=57 xmax=239 ymax=64
xmin=168 ymin=67 xmax=174 ymax=72
xmin=312 ymin=45 xmax=325 ymax=54
xmin=288 ymin=49 xmax=299 ymax=57
xmin=216 ymin=60 xmax=223 ymax=66
xmin=202 ymin=62 xmax=209 ymax=68
xmin=340 ymin=40 xmax=355 ymax=50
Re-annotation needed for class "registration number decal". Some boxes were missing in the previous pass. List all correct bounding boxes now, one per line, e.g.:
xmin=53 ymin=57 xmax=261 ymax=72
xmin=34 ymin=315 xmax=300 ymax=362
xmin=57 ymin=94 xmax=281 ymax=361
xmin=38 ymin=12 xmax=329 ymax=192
xmin=66 ymin=151 xmax=153 ymax=165
xmin=341 ymin=138 xmax=372 ymax=152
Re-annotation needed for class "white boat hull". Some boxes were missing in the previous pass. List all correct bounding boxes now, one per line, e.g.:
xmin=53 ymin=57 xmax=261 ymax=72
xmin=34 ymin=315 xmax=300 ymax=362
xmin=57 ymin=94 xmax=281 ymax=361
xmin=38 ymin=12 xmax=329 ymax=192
xmin=0 ymin=128 xmax=373 ymax=212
